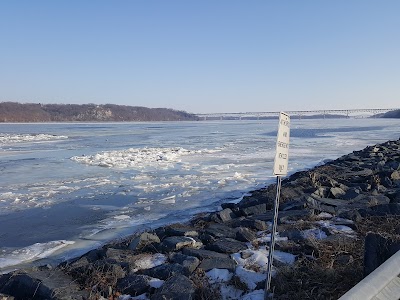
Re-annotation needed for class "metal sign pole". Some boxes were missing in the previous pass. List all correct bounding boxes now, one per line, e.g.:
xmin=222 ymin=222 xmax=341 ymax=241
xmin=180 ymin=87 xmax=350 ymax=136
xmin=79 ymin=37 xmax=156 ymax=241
xmin=265 ymin=112 xmax=290 ymax=300
xmin=264 ymin=175 xmax=282 ymax=299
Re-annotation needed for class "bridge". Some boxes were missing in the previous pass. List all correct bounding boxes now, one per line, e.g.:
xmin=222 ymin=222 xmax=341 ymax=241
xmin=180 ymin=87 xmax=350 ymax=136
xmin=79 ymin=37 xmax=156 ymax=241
xmin=196 ymin=108 xmax=398 ymax=120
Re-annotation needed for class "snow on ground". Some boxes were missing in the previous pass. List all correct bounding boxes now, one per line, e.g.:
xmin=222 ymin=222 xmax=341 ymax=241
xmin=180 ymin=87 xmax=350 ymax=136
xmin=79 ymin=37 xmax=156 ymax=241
xmin=220 ymin=284 xmax=245 ymax=300
xmin=206 ymin=268 xmax=233 ymax=284
xmin=253 ymin=232 xmax=287 ymax=244
xmin=316 ymin=220 xmax=356 ymax=236
xmin=241 ymin=290 xmax=264 ymax=300
xmin=235 ymin=266 xmax=266 ymax=290
xmin=119 ymin=294 xmax=148 ymax=300
xmin=117 ymin=216 xmax=356 ymax=299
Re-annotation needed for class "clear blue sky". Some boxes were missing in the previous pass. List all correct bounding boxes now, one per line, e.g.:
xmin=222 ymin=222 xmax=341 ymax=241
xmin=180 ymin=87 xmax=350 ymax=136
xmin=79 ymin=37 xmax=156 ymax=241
xmin=0 ymin=1 xmax=399 ymax=113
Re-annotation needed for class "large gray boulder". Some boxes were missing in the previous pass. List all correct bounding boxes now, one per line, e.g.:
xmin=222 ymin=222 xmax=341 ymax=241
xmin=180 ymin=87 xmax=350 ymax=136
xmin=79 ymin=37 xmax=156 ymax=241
xmin=182 ymin=248 xmax=230 ymax=260
xmin=165 ymin=225 xmax=199 ymax=237
xmin=205 ymin=238 xmax=248 ymax=254
xmin=150 ymin=274 xmax=195 ymax=300
xmin=204 ymin=223 xmax=237 ymax=239
xmin=217 ymin=208 xmax=237 ymax=222
xmin=0 ymin=269 xmax=88 ymax=300
xmin=198 ymin=257 xmax=236 ymax=272
xmin=141 ymin=263 xmax=185 ymax=280
xmin=169 ymin=253 xmax=200 ymax=276
xmin=364 ymin=233 xmax=400 ymax=276
xmin=129 ymin=232 xmax=160 ymax=251
xmin=116 ymin=274 xmax=152 ymax=296
xmin=235 ymin=227 xmax=256 ymax=242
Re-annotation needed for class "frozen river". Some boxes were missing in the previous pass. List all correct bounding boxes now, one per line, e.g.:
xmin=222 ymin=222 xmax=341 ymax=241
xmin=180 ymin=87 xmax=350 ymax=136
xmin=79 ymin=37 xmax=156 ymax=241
xmin=0 ymin=118 xmax=399 ymax=272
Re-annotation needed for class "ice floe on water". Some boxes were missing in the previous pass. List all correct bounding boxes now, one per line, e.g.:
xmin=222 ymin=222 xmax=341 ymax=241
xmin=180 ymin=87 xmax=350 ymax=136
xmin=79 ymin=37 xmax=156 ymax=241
xmin=0 ymin=176 xmax=118 ymax=213
xmin=71 ymin=147 xmax=220 ymax=168
xmin=0 ymin=240 xmax=74 ymax=269
xmin=0 ymin=133 xmax=68 ymax=144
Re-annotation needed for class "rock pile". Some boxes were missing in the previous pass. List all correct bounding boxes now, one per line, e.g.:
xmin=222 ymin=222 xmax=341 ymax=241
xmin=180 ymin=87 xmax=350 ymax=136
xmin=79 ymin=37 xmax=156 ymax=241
xmin=1 ymin=139 xmax=400 ymax=299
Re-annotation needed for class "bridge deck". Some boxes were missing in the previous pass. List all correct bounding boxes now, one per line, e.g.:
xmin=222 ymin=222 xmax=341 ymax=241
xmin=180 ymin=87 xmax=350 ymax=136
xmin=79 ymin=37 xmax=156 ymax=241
xmin=196 ymin=108 xmax=398 ymax=119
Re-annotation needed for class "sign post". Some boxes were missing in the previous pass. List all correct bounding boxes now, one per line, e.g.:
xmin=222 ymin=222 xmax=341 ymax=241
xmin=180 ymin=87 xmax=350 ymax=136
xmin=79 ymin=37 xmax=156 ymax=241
xmin=265 ymin=112 xmax=290 ymax=299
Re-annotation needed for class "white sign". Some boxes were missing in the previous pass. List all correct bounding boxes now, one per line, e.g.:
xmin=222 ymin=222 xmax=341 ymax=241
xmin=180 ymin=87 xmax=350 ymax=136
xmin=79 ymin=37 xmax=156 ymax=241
xmin=273 ymin=112 xmax=290 ymax=176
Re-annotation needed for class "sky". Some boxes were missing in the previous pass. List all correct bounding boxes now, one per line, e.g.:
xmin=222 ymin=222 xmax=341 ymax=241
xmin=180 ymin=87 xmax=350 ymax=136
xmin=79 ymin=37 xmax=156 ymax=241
xmin=0 ymin=1 xmax=399 ymax=114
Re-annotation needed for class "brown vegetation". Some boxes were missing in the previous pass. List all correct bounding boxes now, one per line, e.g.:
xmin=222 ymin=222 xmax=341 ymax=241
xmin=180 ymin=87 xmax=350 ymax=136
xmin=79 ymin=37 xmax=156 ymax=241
xmin=272 ymin=215 xmax=400 ymax=299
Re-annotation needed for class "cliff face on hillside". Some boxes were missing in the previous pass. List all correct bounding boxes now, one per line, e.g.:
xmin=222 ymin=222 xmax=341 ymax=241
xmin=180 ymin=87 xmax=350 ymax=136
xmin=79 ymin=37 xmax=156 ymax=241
xmin=0 ymin=102 xmax=199 ymax=122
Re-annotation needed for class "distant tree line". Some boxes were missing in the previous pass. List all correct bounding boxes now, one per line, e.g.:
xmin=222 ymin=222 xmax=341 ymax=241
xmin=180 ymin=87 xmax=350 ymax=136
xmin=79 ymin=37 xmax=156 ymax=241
xmin=0 ymin=102 xmax=199 ymax=122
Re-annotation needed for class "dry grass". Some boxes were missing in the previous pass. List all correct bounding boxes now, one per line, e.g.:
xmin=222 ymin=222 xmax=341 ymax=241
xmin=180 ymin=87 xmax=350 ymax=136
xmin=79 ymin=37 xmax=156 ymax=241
xmin=356 ymin=215 xmax=400 ymax=239
xmin=229 ymin=275 xmax=249 ymax=293
xmin=190 ymin=269 xmax=221 ymax=300
xmin=271 ymin=215 xmax=400 ymax=299
xmin=63 ymin=260 xmax=124 ymax=300
xmin=271 ymin=237 xmax=363 ymax=299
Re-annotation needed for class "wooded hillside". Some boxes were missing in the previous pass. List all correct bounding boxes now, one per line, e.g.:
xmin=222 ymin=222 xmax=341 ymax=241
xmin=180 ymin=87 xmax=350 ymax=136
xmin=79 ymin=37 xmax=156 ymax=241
xmin=379 ymin=109 xmax=400 ymax=118
xmin=0 ymin=102 xmax=199 ymax=122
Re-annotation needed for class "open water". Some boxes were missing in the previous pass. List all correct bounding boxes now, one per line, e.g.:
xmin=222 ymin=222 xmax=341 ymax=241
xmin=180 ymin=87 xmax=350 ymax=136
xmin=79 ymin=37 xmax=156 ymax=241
xmin=0 ymin=118 xmax=399 ymax=272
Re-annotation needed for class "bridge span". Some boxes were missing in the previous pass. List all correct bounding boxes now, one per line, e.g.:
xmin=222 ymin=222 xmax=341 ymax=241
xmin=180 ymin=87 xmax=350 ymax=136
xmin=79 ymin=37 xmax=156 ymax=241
xmin=196 ymin=108 xmax=398 ymax=120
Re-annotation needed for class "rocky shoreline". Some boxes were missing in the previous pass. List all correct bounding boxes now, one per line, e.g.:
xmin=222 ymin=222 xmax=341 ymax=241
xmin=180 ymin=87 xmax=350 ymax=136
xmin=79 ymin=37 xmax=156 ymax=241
xmin=1 ymin=139 xmax=400 ymax=300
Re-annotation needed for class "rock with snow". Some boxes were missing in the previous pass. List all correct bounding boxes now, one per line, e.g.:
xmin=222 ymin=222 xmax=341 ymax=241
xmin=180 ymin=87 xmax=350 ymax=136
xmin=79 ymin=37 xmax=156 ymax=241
xmin=160 ymin=236 xmax=202 ymax=252
xmin=164 ymin=226 xmax=199 ymax=237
